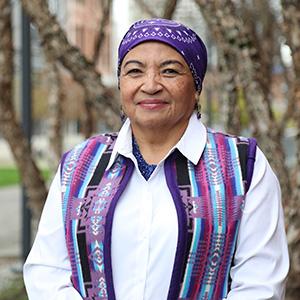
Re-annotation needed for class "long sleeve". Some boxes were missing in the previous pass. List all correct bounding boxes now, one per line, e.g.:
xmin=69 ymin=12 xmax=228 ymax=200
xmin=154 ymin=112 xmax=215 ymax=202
xmin=226 ymin=147 xmax=289 ymax=300
xmin=23 ymin=168 xmax=83 ymax=300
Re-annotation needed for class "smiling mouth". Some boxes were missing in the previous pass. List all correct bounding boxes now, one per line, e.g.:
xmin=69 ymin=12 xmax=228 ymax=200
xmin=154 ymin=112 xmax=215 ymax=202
xmin=138 ymin=99 xmax=168 ymax=110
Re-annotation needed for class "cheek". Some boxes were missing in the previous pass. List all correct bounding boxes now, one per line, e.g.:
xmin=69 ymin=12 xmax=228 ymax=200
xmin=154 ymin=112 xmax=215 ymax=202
xmin=175 ymin=79 xmax=186 ymax=90
xmin=120 ymin=93 xmax=131 ymax=114
xmin=119 ymin=82 xmax=131 ymax=102
xmin=119 ymin=78 xmax=137 ymax=99
xmin=119 ymin=86 xmax=135 ymax=115
xmin=173 ymin=76 xmax=195 ymax=94
xmin=175 ymin=82 xmax=196 ymax=104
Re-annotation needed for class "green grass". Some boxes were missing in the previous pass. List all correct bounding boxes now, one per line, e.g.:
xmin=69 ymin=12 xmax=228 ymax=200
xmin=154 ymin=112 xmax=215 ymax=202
xmin=0 ymin=276 xmax=28 ymax=300
xmin=0 ymin=167 xmax=50 ymax=187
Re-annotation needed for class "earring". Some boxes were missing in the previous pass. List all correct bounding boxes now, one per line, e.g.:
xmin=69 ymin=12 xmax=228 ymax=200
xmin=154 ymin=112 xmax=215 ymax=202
xmin=196 ymin=102 xmax=201 ymax=119
xmin=194 ymin=92 xmax=201 ymax=119
xmin=120 ymin=106 xmax=127 ymax=123
xmin=195 ymin=96 xmax=201 ymax=119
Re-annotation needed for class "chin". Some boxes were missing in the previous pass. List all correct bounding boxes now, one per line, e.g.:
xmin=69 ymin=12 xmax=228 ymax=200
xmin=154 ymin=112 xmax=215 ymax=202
xmin=133 ymin=117 xmax=167 ymax=130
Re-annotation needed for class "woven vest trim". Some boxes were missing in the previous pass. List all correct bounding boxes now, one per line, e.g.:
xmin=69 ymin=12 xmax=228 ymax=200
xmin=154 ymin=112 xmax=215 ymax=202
xmin=61 ymin=130 xmax=253 ymax=300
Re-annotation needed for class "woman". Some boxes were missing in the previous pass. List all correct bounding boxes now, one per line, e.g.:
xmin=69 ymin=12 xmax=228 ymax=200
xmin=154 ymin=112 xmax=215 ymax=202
xmin=24 ymin=19 xmax=289 ymax=300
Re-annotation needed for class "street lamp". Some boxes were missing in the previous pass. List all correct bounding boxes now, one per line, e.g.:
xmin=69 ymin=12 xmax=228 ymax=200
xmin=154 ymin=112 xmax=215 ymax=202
xmin=21 ymin=7 xmax=32 ymax=262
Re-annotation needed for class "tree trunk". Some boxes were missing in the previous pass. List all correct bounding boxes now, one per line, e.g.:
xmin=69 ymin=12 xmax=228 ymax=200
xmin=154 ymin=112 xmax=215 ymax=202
xmin=226 ymin=84 xmax=241 ymax=134
xmin=83 ymin=0 xmax=114 ymax=137
xmin=281 ymin=1 xmax=300 ymax=296
xmin=81 ymin=92 xmax=95 ymax=138
xmin=133 ymin=0 xmax=158 ymax=18
xmin=44 ymin=53 xmax=64 ymax=173
xmin=93 ymin=0 xmax=112 ymax=65
xmin=20 ymin=0 xmax=121 ymax=126
xmin=134 ymin=0 xmax=178 ymax=19
xmin=162 ymin=0 xmax=178 ymax=19
xmin=218 ymin=49 xmax=243 ymax=134
xmin=196 ymin=0 xmax=300 ymax=296
xmin=194 ymin=0 xmax=291 ymax=199
xmin=0 ymin=0 xmax=47 ymax=216
xmin=242 ymin=0 xmax=277 ymax=121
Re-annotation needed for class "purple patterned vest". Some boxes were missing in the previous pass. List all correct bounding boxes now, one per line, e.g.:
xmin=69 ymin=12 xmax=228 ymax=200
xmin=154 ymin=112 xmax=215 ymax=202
xmin=60 ymin=130 xmax=256 ymax=300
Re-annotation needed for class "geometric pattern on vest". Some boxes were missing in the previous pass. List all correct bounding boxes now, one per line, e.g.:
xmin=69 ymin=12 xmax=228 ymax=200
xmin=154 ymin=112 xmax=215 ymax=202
xmin=172 ymin=130 xmax=248 ymax=299
xmin=164 ymin=129 xmax=250 ymax=300
xmin=61 ymin=133 xmax=124 ymax=299
xmin=60 ymin=129 xmax=256 ymax=300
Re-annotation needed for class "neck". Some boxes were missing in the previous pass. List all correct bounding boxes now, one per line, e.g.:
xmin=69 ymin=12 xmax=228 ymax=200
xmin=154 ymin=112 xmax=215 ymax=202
xmin=131 ymin=122 xmax=188 ymax=164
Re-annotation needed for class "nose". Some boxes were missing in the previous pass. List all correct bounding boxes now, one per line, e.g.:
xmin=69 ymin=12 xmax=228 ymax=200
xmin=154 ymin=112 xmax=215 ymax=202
xmin=141 ymin=72 xmax=163 ymax=95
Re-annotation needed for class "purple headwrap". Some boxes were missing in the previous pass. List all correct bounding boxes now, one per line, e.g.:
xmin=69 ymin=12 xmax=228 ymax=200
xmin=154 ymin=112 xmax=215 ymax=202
xmin=118 ymin=18 xmax=207 ymax=92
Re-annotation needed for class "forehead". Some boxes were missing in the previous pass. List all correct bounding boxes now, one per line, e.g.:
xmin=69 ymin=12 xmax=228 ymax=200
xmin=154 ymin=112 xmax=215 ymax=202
xmin=122 ymin=41 xmax=187 ymax=65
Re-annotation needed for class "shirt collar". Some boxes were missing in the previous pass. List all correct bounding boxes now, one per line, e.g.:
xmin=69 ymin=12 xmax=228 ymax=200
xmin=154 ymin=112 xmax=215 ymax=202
xmin=106 ymin=112 xmax=207 ymax=169
xmin=106 ymin=118 xmax=133 ymax=170
xmin=176 ymin=113 xmax=207 ymax=165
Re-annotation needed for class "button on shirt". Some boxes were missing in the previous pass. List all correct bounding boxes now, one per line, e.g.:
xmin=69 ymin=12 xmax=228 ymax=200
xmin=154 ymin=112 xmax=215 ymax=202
xmin=23 ymin=113 xmax=289 ymax=300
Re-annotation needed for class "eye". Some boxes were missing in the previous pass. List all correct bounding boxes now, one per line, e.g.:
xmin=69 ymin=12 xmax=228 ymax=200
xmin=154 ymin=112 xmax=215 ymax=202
xmin=162 ymin=68 xmax=179 ymax=75
xmin=126 ymin=68 xmax=143 ymax=76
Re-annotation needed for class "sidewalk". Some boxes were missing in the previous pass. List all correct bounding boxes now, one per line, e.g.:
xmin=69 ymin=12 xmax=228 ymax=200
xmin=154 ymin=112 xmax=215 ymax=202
xmin=0 ymin=185 xmax=23 ymax=290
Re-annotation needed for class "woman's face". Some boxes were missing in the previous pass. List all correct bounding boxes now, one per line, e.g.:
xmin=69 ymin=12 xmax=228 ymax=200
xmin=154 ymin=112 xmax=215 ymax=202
xmin=119 ymin=42 xmax=197 ymax=133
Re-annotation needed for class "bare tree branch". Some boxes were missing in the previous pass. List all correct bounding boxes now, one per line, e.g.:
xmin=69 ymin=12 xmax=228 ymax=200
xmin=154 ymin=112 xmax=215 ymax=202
xmin=81 ymin=90 xmax=95 ymax=138
xmin=194 ymin=0 xmax=291 ymax=197
xmin=242 ymin=0 xmax=277 ymax=121
xmin=133 ymin=0 xmax=158 ymax=18
xmin=195 ymin=0 xmax=299 ymax=295
xmin=93 ymin=0 xmax=113 ymax=65
xmin=281 ymin=0 xmax=300 ymax=125
xmin=0 ymin=0 xmax=47 ymax=216
xmin=196 ymin=2 xmax=300 ymax=297
xmin=280 ymin=1 xmax=300 ymax=294
xmin=20 ymin=0 xmax=120 ymax=121
xmin=162 ymin=0 xmax=178 ymax=19
xmin=226 ymin=84 xmax=242 ymax=134
xmin=134 ymin=0 xmax=178 ymax=20
xmin=281 ymin=0 xmax=300 ymax=183
xmin=44 ymin=53 xmax=64 ymax=172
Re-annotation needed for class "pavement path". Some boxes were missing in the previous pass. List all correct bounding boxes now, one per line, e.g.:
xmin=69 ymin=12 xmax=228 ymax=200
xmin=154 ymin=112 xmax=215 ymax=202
xmin=0 ymin=135 xmax=82 ymax=290
xmin=0 ymin=186 xmax=21 ymax=258
xmin=0 ymin=185 xmax=23 ymax=290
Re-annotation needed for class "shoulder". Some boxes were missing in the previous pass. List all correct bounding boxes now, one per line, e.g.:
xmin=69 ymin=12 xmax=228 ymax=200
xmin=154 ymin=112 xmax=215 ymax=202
xmin=207 ymin=128 xmax=257 ymax=147
xmin=79 ymin=132 xmax=119 ymax=148
xmin=60 ymin=132 xmax=119 ymax=171
xmin=207 ymin=127 xmax=248 ymax=139
xmin=250 ymin=146 xmax=279 ymax=186
xmin=67 ymin=132 xmax=118 ymax=154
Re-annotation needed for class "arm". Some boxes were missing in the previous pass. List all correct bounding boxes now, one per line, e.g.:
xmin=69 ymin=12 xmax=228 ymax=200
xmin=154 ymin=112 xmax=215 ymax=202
xmin=23 ymin=168 xmax=83 ymax=300
xmin=226 ymin=147 xmax=289 ymax=300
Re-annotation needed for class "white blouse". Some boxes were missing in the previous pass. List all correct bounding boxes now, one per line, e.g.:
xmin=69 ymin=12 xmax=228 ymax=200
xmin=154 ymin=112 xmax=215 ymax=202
xmin=23 ymin=114 xmax=289 ymax=300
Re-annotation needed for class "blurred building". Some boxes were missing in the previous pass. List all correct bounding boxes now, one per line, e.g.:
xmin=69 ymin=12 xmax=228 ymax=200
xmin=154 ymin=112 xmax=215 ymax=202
xmin=65 ymin=0 xmax=113 ymax=83
xmin=126 ymin=0 xmax=207 ymax=41
xmin=11 ymin=0 xmax=290 ymax=136
xmin=61 ymin=0 xmax=114 ymax=134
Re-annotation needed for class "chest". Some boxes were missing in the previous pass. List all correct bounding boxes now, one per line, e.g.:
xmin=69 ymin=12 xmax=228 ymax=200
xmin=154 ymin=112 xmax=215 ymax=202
xmin=111 ymin=165 xmax=178 ymax=299
xmin=61 ymin=131 xmax=247 ymax=300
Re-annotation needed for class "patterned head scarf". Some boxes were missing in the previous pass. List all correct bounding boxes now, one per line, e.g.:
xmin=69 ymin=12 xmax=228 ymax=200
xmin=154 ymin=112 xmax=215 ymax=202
xmin=118 ymin=18 xmax=207 ymax=92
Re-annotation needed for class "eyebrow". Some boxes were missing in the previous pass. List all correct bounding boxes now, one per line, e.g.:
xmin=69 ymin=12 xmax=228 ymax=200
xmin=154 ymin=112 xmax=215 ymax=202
xmin=160 ymin=60 xmax=185 ymax=68
xmin=123 ymin=60 xmax=144 ymax=68
xmin=123 ymin=59 xmax=185 ymax=68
